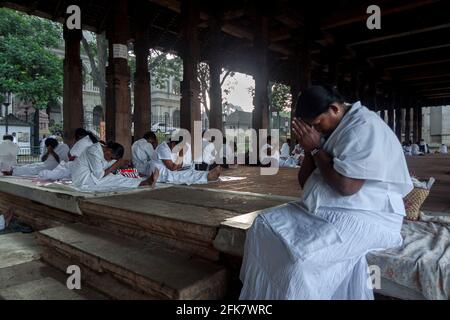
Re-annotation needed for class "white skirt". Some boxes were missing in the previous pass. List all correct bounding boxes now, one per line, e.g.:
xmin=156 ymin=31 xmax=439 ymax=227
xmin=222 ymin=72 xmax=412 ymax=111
xmin=239 ymin=203 xmax=403 ymax=300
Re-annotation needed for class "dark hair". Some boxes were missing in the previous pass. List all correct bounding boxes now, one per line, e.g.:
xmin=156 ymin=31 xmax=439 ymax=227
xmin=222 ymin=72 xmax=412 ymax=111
xmin=45 ymin=138 xmax=59 ymax=149
xmin=106 ymin=141 xmax=124 ymax=159
xmin=296 ymin=85 xmax=345 ymax=119
xmin=143 ymin=131 xmax=157 ymax=141
xmin=286 ymin=138 xmax=291 ymax=144
xmin=3 ymin=135 xmax=13 ymax=142
xmin=75 ymin=128 xmax=98 ymax=144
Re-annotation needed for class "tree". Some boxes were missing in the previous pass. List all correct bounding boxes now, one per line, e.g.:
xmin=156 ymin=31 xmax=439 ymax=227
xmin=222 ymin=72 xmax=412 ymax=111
xmin=0 ymin=8 xmax=63 ymax=146
xmin=82 ymin=31 xmax=107 ymax=109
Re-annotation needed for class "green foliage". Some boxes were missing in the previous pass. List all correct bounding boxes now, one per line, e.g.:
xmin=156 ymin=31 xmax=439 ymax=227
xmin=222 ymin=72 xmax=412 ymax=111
xmin=149 ymin=50 xmax=183 ymax=90
xmin=49 ymin=122 xmax=63 ymax=136
xmin=270 ymin=83 xmax=292 ymax=113
xmin=0 ymin=8 xmax=63 ymax=109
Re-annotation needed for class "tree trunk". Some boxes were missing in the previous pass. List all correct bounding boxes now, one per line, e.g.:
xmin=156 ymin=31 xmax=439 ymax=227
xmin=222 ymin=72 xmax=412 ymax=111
xmin=33 ymin=108 xmax=40 ymax=150
xmin=82 ymin=32 xmax=107 ymax=112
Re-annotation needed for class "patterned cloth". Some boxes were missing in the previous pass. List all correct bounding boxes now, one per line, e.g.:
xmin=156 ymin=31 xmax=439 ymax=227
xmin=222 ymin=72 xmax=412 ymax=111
xmin=368 ymin=214 xmax=450 ymax=300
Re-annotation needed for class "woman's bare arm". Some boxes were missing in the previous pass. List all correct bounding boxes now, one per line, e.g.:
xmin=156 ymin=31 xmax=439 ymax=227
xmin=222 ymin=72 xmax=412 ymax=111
xmin=298 ymin=153 xmax=316 ymax=189
xmin=313 ymin=150 xmax=365 ymax=196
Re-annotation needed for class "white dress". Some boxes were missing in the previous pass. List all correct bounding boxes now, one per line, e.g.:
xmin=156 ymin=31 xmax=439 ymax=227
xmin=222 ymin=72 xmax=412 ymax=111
xmin=279 ymin=143 xmax=298 ymax=168
xmin=261 ymin=143 xmax=280 ymax=166
xmin=240 ymin=102 xmax=413 ymax=300
xmin=132 ymin=138 xmax=157 ymax=176
xmin=150 ymin=142 xmax=208 ymax=185
xmin=70 ymin=143 xmax=142 ymax=192
xmin=38 ymin=136 xmax=94 ymax=181
xmin=439 ymin=145 xmax=448 ymax=154
xmin=13 ymin=143 xmax=70 ymax=177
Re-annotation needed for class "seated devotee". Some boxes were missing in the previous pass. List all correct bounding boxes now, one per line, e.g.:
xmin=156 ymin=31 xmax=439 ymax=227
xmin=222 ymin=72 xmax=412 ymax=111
xmin=403 ymin=141 xmax=412 ymax=156
xmin=279 ymin=138 xmax=299 ymax=168
xmin=70 ymin=142 xmax=152 ymax=192
xmin=38 ymin=128 xmax=98 ymax=181
xmin=0 ymin=135 xmax=19 ymax=174
xmin=6 ymin=138 xmax=70 ymax=177
xmin=419 ymin=139 xmax=430 ymax=154
xmin=148 ymin=137 xmax=222 ymax=185
xmin=411 ymin=142 xmax=424 ymax=156
xmin=260 ymin=135 xmax=280 ymax=167
xmin=240 ymin=86 xmax=412 ymax=300
xmin=194 ymin=131 xmax=217 ymax=171
xmin=132 ymin=131 xmax=158 ymax=176
xmin=439 ymin=144 xmax=448 ymax=154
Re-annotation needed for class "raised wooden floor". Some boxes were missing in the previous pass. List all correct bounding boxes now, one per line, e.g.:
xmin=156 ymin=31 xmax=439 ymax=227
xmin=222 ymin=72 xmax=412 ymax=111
xmin=200 ymin=155 xmax=450 ymax=213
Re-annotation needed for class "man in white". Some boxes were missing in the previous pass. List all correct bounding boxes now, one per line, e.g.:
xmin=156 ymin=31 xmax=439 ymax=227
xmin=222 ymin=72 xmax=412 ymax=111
xmin=38 ymin=128 xmax=97 ymax=181
xmin=439 ymin=144 xmax=448 ymax=154
xmin=411 ymin=142 xmax=423 ymax=156
xmin=194 ymin=132 xmax=217 ymax=170
xmin=7 ymin=138 xmax=70 ymax=177
xmin=132 ymin=131 xmax=158 ymax=176
xmin=261 ymin=136 xmax=280 ymax=167
xmin=147 ymin=138 xmax=222 ymax=185
xmin=279 ymin=138 xmax=299 ymax=168
xmin=240 ymin=86 xmax=412 ymax=300
xmin=70 ymin=142 xmax=151 ymax=192
xmin=0 ymin=135 xmax=19 ymax=173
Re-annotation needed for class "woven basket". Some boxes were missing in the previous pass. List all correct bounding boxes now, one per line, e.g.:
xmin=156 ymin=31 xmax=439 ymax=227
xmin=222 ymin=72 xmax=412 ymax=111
xmin=403 ymin=188 xmax=430 ymax=221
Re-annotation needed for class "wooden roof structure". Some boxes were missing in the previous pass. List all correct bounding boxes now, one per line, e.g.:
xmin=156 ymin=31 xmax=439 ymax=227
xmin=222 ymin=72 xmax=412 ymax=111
xmin=2 ymin=0 xmax=450 ymax=108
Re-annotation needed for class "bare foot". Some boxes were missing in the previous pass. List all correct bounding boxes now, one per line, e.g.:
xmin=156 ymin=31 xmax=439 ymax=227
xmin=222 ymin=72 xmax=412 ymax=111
xmin=4 ymin=208 xmax=14 ymax=227
xmin=207 ymin=166 xmax=222 ymax=182
xmin=150 ymin=169 xmax=160 ymax=188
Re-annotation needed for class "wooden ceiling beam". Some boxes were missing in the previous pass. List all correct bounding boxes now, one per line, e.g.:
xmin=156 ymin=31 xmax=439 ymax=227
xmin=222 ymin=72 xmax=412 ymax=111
xmin=321 ymin=0 xmax=441 ymax=30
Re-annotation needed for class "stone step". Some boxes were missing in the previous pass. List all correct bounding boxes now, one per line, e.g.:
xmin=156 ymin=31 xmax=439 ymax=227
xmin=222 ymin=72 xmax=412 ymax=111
xmin=37 ymin=224 xmax=228 ymax=300
xmin=0 ymin=233 xmax=105 ymax=300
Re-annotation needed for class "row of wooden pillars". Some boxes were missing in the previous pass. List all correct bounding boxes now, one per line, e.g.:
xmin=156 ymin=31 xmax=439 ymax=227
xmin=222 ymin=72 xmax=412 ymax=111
xmin=61 ymin=0 xmax=278 ymax=158
xmin=379 ymin=106 xmax=423 ymax=143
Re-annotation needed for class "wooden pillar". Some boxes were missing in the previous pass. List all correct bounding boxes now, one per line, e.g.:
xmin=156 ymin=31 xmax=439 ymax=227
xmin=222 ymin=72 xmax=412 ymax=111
xmin=405 ymin=106 xmax=411 ymax=143
xmin=180 ymin=0 xmax=201 ymax=134
xmin=387 ymin=95 xmax=395 ymax=131
xmin=208 ymin=17 xmax=223 ymax=131
xmin=133 ymin=11 xmax=151 ymax=140
xmin=413 ymin=105 xmax=419 ymax=142
xmin=105 ymin=0 xmax=132 ymax=158
xmin=418 ymin=106 xmax=423 ymax=141
xmin=252 ymin=15 xmax=270 ymax=131
xmin=395 ymin=104 xmax=403 ymax=141
xmin=63 ymin=26 xmax=83 ymax=144
xmin=379 ymin=109 xmax=385 ymax=121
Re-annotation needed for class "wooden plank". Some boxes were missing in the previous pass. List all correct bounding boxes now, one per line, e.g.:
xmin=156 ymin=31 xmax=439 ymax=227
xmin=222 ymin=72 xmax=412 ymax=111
xmin=138 ymin=187 xmax=287 ymax=214
xmin=37 ymin=224 xmax=228 ymax=300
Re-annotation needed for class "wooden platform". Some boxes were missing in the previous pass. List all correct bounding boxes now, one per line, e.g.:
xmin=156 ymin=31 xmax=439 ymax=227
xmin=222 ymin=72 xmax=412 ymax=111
xmin=80 ymin=187 xmax=289 ymax=261
xmin=200 ymin=155 xmax=450 ymax=213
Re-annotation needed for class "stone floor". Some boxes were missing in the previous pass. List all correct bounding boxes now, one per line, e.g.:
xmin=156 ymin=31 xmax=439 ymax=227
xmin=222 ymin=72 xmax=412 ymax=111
xmin=198 ymin=154 xmax=450 ymax=213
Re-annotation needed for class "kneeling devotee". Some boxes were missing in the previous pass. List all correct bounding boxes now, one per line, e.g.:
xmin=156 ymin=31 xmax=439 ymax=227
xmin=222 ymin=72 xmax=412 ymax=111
xmin=132 ymin=131 xmax=158 ymax=176
xmin=8 ymin=138 xmax=69 ymax=177
xmin=38 ymin=128 xmax=98 ymax=181
xmin=147 ymin=137 xmax=222 ymax=185
xmin=240 ymin=86 xmax=412 ymax=300
xmin=70 ymin=142 xmax=152 ymax=192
